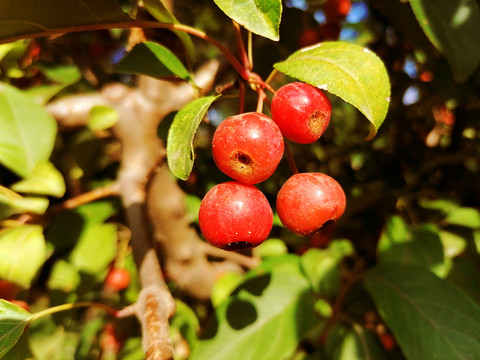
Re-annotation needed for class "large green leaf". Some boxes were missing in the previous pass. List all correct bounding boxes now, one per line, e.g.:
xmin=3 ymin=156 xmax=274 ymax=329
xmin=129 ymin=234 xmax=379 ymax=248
xmin=190 ymin=255 xmax=316 ymax=360
xmin=409 ymin=0 xmax=480 ymax=82
xmin=142 ymin=0 xmax=195 ymax=64
xmin=0 ymin=225 xmax=47 ymax=288
xmin=274 ymin=42 xmax=390 ymax=139
xmin=213 ymin=0 xmax=282 ymax=41
xmin=0 ymin=0 xmax=131 ymax=44
xmin=115 ymin=42 xmax=192 ymax=82
xmin=364 ymin=264 xmax=480 ymax=360
xmin=167 ymin=95 xmax=220 ymax=180
xmin=0 ymin=299 xmax=33 ymax=359
xmin=0 ymin=83 xmax=57 ymax=178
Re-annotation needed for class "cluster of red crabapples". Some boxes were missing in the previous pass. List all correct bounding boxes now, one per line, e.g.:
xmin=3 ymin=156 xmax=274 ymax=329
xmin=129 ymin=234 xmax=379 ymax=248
xmin=198 ymin=82 xmax=346 ymax=251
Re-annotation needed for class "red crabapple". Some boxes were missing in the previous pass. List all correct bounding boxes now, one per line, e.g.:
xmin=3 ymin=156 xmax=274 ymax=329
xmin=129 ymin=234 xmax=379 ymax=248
xmin=105 ymin=268 xmax=131 ymax=291
xmin=199 ymin=181 xmax=273 ymax=250
xmin=276 ymin=173 xmax=346 ymax=236
xmin=271 ymin=82 xmax=331 ymax=144
xmin=212 ymin=112 xmax=284 ymax=184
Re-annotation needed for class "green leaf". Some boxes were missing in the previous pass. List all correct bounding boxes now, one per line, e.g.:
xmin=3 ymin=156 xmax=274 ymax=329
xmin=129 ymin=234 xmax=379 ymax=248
xmin=167 ymin=95 xmax=220 ymax=180
xmin=87 ymin=105 xmax=119 ymax=131
xmin=69 ymin=223 xmax=117 ymax=274
xmin=364 ymin=264 xmax=480 ymax=360
xmin=190 ymin=255 xmax=316 ymax=360
xmin=170 ymin=300 xmax=200 ymax=350
xmin=11 ymin=161 xmax=66 ymax=198
xmin=142 ymin=0 xmax=195 ymax=64
xmin=0 ymin=0 xmax=131 ymax=44
xmin=115 ymin=42 xmax=192 ymax=81
xmin=409 ymin=0 xmax=480 ymax=82
xmin=274 ymin=41 xmax=390 ymax=138
xmin=0 ymin=186 xmax=49 ymax=219
xmin=25 ymin=64 xmax=82 ymax=105
xmin=0 ymin=83 xmax=57 ymax=178
xmin=0 ymin=225 xmax=47 ymax=288
xmin=213 ymin=0 xmax=282 ymax=41
xmin=377 ymin=216 xmax=446 ymax=277
xmin=325 ymin=323 xmax=388 ymax=360
xmin=444 ymin=207 xmax=480 ymax=229
xmin=301 ymin=239 xmax=354 ymax=299
xmin=0 ymin=299 xmax=33 ymax=359
xmin=47 ymin=259 xmax=81 ymax=293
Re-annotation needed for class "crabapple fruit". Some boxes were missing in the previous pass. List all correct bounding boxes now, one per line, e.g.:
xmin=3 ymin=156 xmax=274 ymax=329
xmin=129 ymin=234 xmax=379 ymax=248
xmin=271 ymin=82 xmax=331 ymax=144
xmin=105 ymin=268 xmax=131 ymax=291
xmin=198 ymin=181 xmax=273 ymax=250
xmin=276 ymin=173 xmax=346 ymax=236
xmin=212 ymin=112 xmax=284 ymax=184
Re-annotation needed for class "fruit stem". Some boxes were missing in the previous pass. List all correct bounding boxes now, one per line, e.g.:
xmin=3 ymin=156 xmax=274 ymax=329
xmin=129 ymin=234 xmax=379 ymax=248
xmin=233 ymin=21 xmax=252 ymax=71
xmin=284 ymin=140 xmax=299 ymax=174
xmin=0 ymin=20 xmax=251 ymax=83
xmin=30 ymin=301 xmax=118 ymax=321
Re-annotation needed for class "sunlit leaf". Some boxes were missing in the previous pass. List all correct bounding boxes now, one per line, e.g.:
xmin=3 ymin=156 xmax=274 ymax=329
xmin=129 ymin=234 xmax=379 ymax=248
xmin=87 ymin=105 xmax=118 ymax=131
xmin=444 ymin=207 xmax=480 ymax=229
xmin=0 ymin=299 xmax=32 ymax=359
xmin=190 ymin=255 xmax=316 ymax=360
xmin=69 ymin=223 xmax=117 ymax=274
xmin=142 ymin=0 xmax=195 ymax=64
xmin=0 ymin=225 xmax=47 ymax=288
xmin=365 ymin=264 xmax=480 ymax=360
xmin=0 ymin=83 xmax=57 ymax=178
xmin=213 ymin=0 xmax=282 ymax=41
xmin=274 ymin=41 xmax=390 ymax=138
xmin=167 ymin=95 xmax=220 ymax=180
xmin=11 ymin=161 xmax=66 ymax=198
xmin=409 ymin=0 xmax=480 ymax=82
xmin=0 ymin=185 xmax=49 ymax=219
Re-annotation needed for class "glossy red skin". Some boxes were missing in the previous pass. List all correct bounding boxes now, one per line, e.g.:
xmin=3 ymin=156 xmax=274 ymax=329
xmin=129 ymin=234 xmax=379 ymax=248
xmin=212 ymin=112 xmax=284 ymax=184
xmin=0 ymin=279 xmax=19 ymax=300
xmin=199 ymin=181 xmax=273 ymax=250
xmin=271 ymin=82 xmax=331 ymax=144
xmin=105 ymin=268 xmax=131 ymax=291
xmin=276 ymin=173 xmax=346 ymax=236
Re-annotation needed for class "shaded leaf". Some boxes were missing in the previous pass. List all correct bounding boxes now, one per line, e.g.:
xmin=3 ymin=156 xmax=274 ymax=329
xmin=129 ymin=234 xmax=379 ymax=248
xmin=115 ymin=42 xmax=192 ymax=81
xmin=167 ymin=95 xmax=220 ymax=180
xmin=364 ymin=264 xmax=480 ymax=360
xmin=325 ymin=322 xmax=388 ymax=360
xmin=213 ymin=0 xmax=282 ymax=41
xmin=0 ymin=0 xmax=131 ymax=44
xmin=190 ymin=255 xmax=316 ymax=360
xmin=0 ymin=83 xmax=57 ymax=178
xmin=0 ymin=299 xmax=32 ymax=359
xmin=11 ymin=161 xmax=66 ymax=198
xmin=274 ymin=41 xmax=390 ymax=138
xmin=409 ymin=0 xmax=480 ymax=82
xmin=377 ymin=216 xmax=446 ymax=276
xmin=0 ymin=225 xmax=47 ymax=288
